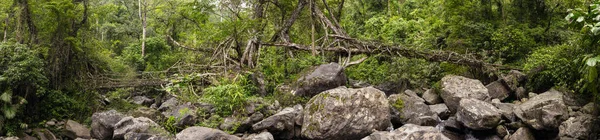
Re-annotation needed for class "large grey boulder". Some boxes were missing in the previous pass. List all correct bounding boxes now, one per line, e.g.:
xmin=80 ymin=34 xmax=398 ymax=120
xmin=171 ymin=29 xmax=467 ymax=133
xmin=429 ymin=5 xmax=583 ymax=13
xmin=501 ymin=70 xmax=526 ymax=91
xmin=362 ymin=124 xmax=450 ymax=140
xmin=439 ymin=75 xmax=490 ymax=112
xmin=63 ymin=120 xmax=91 ymax=139
xmin=33 ymin=128 xmax=57 ymax=140
xmin=492 ymin=102 xmax=517 ymax=122
xmin=91 ymin=110 xmax=126 ymax=140
xmin=422 ymin=89 xmax=442 ymax=105
xmin=112 ymin=117 xmax=167 ymax=140
xmin=429 ymin=104 xmax=451 ymax=120
xmin=374 ymin=80 xmax=410 ymax=96
xmin=301 ymin=87 xmax=390 ymax=140
xmin=162 ymin=103 xmax=197 ymax=128
xmin=176 ymin=127 xmax=240 ymax=140
xmin=389 ymin=93 xmax=439 ymax=127
xmin=456 ymin=98 xmax=502 ymax=130
xmin=508 ymin=127 xmax=535 ymax=140
xmin=123 ymin=133 xmax=172 ymax=140
xmin=514 ymin=89 xmax=569 ymax=130
xmin=243 ymin=132 xmax=274 ymax=140
xmin=132 ymin=96 xmax=154 ymax=106
xmin=486 ymin=81 xmax=510 ymax=101
xmin=293 ymin=63 xmax=347 ymax=97
xmin=559 ymin=114 xmax=595 ymax=140
xmin=130 ymin=107 xmax=161 ymax=121
xmin=581 ymin=102 xmax=597 ymax=115
xmin=252 ymin=105 xmax=303 ymax=139
xmin=157 ymin=97 xmax=178 ymax=112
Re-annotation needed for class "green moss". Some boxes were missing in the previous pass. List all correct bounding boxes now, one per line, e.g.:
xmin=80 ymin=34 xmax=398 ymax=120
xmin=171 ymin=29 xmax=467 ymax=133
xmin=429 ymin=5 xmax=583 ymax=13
xmin=391 ymin=98 xmax=404 ymax=111
xmin=432 ymin=81 xmax=442 ymax=95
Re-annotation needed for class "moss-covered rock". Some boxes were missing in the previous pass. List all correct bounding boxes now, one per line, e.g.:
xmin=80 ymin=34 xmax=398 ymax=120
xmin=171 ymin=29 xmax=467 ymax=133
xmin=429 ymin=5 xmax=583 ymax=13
xmin=301 ymin=87 xmax=390 ymax=140
xmin=292 ymin=63 xmax=347 ymax=97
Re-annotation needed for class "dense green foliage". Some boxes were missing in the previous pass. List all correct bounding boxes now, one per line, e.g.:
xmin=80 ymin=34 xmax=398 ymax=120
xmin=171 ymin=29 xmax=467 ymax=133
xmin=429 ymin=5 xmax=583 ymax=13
xmin=0 ymin=0 xmax=599 ymax=135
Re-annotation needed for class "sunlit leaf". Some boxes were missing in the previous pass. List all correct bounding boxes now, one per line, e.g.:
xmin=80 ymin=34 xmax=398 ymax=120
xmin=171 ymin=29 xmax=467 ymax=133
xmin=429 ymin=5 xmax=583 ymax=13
xmin=0 ymin=91 xmax=11 ymax=103
xmin=577 ymin=16 xmax=585 ymax=22
xmin=587 ymin=56 xmax=600 ymax=66
xmin=3 ymin=106 xmax=16 ymax=119
xmin=589 ymin=67 xmax=598 ymax=82
xmin=566 ymin=13 xmax=575 ymax=21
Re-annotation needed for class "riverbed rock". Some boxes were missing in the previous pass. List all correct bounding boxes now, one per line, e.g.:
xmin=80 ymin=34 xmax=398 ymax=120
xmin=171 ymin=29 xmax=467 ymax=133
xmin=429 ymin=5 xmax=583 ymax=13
xmin=91 ymin=110 xmax=126 ymax=140
xmin=423 ymin=89 xmax=442 ymax=105
xmin=301 ymin=87 xmax=390 ymax=140
xmin=492 ymin=102 xmax=517 ymax=122
xmin=157 ymin=97 xmax=178 ymax=112
xmin=374 ymin=79 xmax=409 ymax=96
xmin=132 ymin=96 xmax=154 ymax=106
xmin=496 ymin=125 xmax=508 ymax=138
xmin=162 ymin=103 xmax=197 ymax=128
xmin=456 ymin=98 xmax=502 ymax=130
xmin=501 ymin=70 xmax=526 ymax=91
xmin=32 ymin=128 xmax=57 ymax=140
xmin=429 ymin=104 xmax=451 ymax=120
xmin=509 ymin=127 xmax=535 ymax=140
xmin=252 ymin=105 xmax=303 ymax=139
xmin=362 ymin=124 xmax=450 ymax=140
xmin=243 ymin=131 xmax=274 ymax=140
xmin=514 ymin=89 xmax=568 ymax=130
xmin=581 ymin=102 xmax=597 ymax=116
xmin=440 ymin=75 xmax=490 ymax=112
xmin=486 ymin=81 xmax=510 ymax=101
xmin=389 ymin=93 xmax=439 ymax=127
xmin=559 ymin=114 xmax=595 ymax=140
xmin=176 ymin=127 xmax=240 ymax=140
xmin=292 ymin=63 xmax=347 ymax=97
xmin=63 ymin=120 xmax=91 ymax=139
xmin=130 ymin=107 xmax=161 ymax=121
xmin=112 ymin=117 xmax=166 ymax=140
xmin=515 ymin=87 xmax=527 ymax=99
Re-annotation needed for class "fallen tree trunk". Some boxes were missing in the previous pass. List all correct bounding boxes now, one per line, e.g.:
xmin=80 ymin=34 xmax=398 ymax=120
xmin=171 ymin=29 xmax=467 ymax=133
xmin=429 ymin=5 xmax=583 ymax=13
xmin=262 ymin=39 xmax=518 ymax=71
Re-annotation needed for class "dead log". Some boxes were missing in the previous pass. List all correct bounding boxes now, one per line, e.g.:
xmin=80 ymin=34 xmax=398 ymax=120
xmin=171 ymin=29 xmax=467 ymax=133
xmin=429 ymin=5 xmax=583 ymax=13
xmin=262 ymin=40 xmax=518 ymax=72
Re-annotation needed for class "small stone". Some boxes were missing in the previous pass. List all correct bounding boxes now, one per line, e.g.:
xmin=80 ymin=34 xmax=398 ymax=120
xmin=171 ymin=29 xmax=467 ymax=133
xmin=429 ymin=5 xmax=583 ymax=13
xmin=46 ymin=121 xmax=56 ymax=126
xmin=439 ymin=75 xmax=490 ymax=113
xmin=581 ymin=103 xmax=597 ymax=115
xmin=509 ymin=127 xmax=535 ymax=140
xmin=496 ymin=125 xmax=508 ymax=138
xmin=528 ymin=92 xmax=538 ymax=98
xmin=456 ymin=98 xmax=502 ymax=130
xmin=515 ymin=87 xmax=527 ymax=99
xmin=492 ymin=99 xmax=501 ymax=104
xmin=429 ymin=104 xmax=451 ymax=120
xmin=520 ymin=98 xmax=528 ymax=102
xmin=63 ymin=120 xmax=91 ymax=139
xmin=422 ymin=89 xmax=442 ymax=105
xmin=486 ymin=81 xmax=511 ymax=101
xmin=501 ymin=70 xmax=526 ymax=91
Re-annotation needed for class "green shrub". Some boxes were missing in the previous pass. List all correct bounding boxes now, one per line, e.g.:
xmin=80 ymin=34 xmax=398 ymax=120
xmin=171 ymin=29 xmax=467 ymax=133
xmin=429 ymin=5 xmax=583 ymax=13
xmin=258 ymin=47 xmax=323 ymax=94
xmin=346 ymin=55 xmax=441 ymax=87
xmin=0 ymin=43 xmax=48 ymax=134
xmin=120 ymin=37 xmax=178 ymax=71
xmin=524 ymin=44 xmax=582 ymax=92
xmin=200 ymin=74 xmax=257 ymax=116
xmin=491 ymin=25 xmax=537 ymax=63
xmin=162 ymin=116 xmax=178 ymax=134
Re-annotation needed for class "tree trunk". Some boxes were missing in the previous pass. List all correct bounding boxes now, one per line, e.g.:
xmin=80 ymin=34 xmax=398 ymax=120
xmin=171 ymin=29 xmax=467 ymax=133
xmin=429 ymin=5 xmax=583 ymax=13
xmin=15 ymin=0 xmax=36 ymax=44
xmin=3 ymin=17 xmax=7 ymax=43
xmin=140 ymin=0 xmax=147 ymax=57
xmin=270 ymin=0 xmax=307 ymax=42
xmin=311 ymin=0 xmax=316 ymax=56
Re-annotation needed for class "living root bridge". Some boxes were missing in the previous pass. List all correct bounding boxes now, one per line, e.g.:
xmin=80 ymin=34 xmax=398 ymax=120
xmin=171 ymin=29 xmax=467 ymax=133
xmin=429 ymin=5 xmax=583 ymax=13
xmin=262 ymin=35 xmax=517 ymax=72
